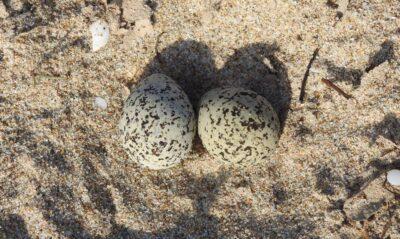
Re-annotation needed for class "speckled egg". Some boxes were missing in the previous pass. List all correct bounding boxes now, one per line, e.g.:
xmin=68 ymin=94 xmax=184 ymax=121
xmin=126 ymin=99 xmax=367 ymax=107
xmin=119 ymin=74 xmax=196 ymax=169
xmin=198 ymin=87 xmax=280 ymax=165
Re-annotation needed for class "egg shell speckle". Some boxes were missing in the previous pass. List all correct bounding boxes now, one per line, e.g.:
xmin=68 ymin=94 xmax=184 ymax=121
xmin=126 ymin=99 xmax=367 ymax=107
xmin=119 ymin=74 xmax=196 ymax=169
xmin=198 ymin=87 xmax=280 ymax=165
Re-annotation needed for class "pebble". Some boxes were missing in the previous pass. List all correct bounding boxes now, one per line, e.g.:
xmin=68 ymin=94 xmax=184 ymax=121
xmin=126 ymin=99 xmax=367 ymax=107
xmin=344 ymin=173 xmax=395 ymax=221
xmin=122 ymin=0 xmax=151 ymax=24
xmin=9 ymin=0 xmax=24 ymax=12
xmin=0 ymin=1 xmax=8 ymax=19
xmin=133 ymin=19 xmax=154 ymax=37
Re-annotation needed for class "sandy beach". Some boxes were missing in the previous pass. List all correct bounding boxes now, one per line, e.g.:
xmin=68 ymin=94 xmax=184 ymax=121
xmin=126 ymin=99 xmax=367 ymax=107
xmin=0 ymin=0 xmax=399 ymax=238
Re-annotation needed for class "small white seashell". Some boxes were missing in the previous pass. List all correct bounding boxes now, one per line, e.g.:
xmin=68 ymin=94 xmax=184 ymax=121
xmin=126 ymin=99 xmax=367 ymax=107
xmin=90 ymin=20 xmax=110 ymax=52
xmin=94 ymin=97 xmax=107 ymax=110
xmin=387 ymin=169 xmax=400 ymax=186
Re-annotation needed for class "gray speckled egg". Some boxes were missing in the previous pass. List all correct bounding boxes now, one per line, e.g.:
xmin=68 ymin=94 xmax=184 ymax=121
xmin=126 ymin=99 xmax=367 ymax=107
xmin=198 ymin=87 xmax=280 ymax=165
xmin=119 ymin=74 xmax=196 ymax=169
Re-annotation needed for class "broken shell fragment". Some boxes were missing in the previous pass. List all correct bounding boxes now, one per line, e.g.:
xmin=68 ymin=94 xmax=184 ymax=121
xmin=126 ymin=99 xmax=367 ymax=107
xmin=90 ymin=20 xmax=110 ymax=52
xmin=387 ymin=169 xmax=400 ymax=186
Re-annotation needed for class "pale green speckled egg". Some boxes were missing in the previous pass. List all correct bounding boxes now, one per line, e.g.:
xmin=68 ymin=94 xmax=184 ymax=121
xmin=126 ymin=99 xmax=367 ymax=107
xmin=119 ymin=74 xmax=196 ymax=169
xmin=198 ymin=87 xmax=280 ymax=166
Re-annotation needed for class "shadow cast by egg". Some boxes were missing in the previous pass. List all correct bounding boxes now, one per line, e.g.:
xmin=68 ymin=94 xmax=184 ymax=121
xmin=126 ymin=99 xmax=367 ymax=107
xmin=138 ymin=40 xmax=292 ymax=132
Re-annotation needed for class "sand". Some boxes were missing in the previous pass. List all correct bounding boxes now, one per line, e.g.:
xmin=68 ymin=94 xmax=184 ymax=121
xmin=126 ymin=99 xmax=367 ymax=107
xmin=0 ymin=0 xmax=399 ymax=238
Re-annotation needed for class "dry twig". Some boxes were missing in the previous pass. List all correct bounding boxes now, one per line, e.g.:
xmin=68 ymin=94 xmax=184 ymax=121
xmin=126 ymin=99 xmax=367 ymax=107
xmin=299 ymin=48 xmax=319 ymax=102
xmin=321 ymin=78 xmax=353 ymax=99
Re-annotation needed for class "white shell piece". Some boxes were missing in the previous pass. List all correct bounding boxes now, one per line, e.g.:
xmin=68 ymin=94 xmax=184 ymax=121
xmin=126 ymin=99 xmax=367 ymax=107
xmin=387 ymin=169 xmax=400 ymax=186
xmin=94 ymin=97 xmax=107 ymax=110
xmin=90 ymin=20 xmax=110 ymax=52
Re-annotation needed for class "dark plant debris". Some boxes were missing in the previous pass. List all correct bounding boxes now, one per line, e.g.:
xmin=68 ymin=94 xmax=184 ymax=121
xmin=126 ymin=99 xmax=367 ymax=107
xmin=321 ymin=78 xmax=353 ymax=99
xmin=299 ymin=48 xmax=319 ymax=102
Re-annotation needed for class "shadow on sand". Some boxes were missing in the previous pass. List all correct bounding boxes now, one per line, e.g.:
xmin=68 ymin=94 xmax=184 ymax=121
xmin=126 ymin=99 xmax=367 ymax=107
xmin=138 ymin=40 xmax=292 ymax=130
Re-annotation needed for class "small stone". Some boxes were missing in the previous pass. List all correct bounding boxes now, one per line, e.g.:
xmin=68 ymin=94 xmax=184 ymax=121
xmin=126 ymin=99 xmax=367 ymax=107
xmin=199 ymin=10 xmax=213 ymax=26
xmin=90 ymin=20 xmax=110 ymax=52
xmin=94 ymin=97 xmax=107 ymax=110
xmin=337 ymin=0 xmax=349 ymax=13
xmin=0 ymin=1 xmax=8 ymax=19
xmin=121 ymin=85 xmax=130 ymax=100
xmin=387 ymin=169 xmax=400 ymax=186
xmin=344 ymin=173 xmax=395 ymax=221
xmin=9 ymin=0 xmax=24 ymax=12
xmin=133 ymin=19 xmax=154 ymax=37
xmin=122 ymin=0 xmax=151 ymax=24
